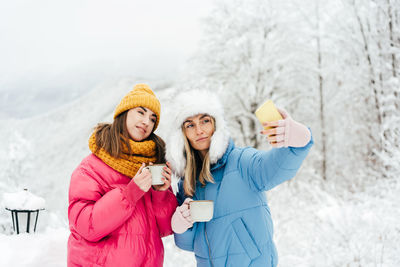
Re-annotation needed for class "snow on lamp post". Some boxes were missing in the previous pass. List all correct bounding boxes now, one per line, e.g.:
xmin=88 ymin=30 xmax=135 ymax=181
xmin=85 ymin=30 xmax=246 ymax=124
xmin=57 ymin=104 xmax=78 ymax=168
xmin=3 ymin=189 xmax=45 ymax=234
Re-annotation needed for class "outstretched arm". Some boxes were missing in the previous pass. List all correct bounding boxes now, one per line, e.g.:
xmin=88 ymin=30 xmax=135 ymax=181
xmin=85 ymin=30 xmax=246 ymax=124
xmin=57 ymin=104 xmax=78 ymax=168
xmin=240 ymin=109 xmax=313 ymax=191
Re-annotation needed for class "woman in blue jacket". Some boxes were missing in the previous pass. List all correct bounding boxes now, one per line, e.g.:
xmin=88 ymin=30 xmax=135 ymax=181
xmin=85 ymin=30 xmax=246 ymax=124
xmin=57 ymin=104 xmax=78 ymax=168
xmin=166 ymin=90 xmax=313 ymax=267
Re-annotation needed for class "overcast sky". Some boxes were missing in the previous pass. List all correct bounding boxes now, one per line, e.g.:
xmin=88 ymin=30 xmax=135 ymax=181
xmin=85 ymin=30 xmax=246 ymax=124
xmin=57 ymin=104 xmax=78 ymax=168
xmin=0 ymin=0 xmax=216 ymax=117
xmin=0 ymin=0 xmax=215 ymax=93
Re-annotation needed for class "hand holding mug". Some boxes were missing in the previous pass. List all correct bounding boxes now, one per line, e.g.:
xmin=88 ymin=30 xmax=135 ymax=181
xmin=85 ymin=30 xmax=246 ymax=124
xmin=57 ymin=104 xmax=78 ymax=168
xmin=171 ymin=198 xmax=194 ymax=234
xmin=133 ymin=163 xmax=152 ymax=192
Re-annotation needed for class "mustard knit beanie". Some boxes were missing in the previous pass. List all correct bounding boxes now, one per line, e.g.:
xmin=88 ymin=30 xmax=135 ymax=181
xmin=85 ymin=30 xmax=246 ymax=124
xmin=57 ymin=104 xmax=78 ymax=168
xmin=114 ymin=84 xmax=161 ymax=130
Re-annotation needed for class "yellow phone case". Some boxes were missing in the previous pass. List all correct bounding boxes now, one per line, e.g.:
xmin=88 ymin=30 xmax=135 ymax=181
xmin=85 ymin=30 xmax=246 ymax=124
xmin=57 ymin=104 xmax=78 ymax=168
xmin=255 ymin=99 xmax=283 ymax=129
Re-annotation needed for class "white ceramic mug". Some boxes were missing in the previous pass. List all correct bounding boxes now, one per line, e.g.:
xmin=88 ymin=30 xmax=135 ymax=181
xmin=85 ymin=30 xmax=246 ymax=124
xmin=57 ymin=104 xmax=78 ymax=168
xmin=144 ymin=164 xmax=166 ymax=185
xmin=189 ymin=200 xmax=214 ymax=222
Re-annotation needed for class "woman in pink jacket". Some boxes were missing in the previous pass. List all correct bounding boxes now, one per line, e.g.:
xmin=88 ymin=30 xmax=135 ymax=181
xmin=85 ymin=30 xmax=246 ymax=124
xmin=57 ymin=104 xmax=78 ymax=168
xmin=67 ymin=84 xmax=178 ymax=267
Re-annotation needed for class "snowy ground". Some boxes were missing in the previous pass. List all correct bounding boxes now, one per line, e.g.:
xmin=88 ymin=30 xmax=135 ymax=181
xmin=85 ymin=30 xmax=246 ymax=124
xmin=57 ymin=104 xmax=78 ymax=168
xmin=0 ymin=228 xmax=196 ymax=267
xmin=1 ymin=178 xmax=399 ymax=267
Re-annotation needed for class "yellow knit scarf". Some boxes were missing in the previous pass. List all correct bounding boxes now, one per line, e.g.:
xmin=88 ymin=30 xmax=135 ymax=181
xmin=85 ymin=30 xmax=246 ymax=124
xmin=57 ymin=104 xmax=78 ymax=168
xmin=88 ymin=133 xmax=157 ymax=178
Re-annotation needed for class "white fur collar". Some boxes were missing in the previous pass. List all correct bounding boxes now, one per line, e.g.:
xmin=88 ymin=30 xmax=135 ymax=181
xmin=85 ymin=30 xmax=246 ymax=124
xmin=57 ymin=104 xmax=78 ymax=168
xmin=165 ymin=90 xmax=230 ymax=177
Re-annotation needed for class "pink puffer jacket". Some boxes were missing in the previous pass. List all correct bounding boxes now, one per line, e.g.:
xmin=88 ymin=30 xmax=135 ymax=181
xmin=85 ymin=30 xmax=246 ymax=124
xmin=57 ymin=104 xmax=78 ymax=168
xmin=67 ymin=154 xmax=177 ymax=267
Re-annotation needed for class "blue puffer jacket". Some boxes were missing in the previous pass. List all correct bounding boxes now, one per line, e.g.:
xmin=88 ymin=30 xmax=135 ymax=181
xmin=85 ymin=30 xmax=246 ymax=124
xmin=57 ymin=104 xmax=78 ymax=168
xmin=175 ymin=138 xmax=313 ymax=267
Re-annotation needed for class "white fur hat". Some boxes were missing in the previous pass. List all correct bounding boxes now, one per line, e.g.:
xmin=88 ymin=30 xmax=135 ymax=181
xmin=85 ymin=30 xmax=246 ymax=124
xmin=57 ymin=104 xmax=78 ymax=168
xmin=165 ymin=90 xmax=230 ymax=177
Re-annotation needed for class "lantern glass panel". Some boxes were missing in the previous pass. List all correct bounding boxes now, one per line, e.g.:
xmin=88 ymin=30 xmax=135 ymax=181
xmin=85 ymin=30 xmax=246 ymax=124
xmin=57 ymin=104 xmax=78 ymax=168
xmin=15 ymin=211 xmax=38 ymax=233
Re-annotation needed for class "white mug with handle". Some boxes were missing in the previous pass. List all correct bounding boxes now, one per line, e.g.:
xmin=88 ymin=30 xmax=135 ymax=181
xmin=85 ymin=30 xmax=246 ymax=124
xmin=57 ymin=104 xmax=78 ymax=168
xmin=189 ymin=200 xmax=214 ymax=222
xmin=144 ymin=164 xmax=166 ymax=185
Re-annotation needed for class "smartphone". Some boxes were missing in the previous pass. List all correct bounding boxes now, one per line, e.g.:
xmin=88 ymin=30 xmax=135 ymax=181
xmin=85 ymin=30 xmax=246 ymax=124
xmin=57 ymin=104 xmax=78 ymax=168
xmin=255 ymin=99 xmax=283 ymax=129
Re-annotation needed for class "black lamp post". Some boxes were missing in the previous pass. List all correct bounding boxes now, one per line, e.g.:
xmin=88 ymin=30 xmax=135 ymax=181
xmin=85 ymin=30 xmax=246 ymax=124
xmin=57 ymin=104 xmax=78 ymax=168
xmin=6 ymin=207 xmax=44 ymax=234
xmin=3 ymin=189 xmax=45 ymax=234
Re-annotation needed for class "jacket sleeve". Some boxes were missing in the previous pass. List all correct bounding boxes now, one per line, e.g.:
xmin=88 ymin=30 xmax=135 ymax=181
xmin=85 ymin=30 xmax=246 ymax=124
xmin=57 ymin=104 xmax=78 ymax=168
xmin=173 ymin=180 xmax=196 ymax=251
xmin=151 ymin=187 xmax=178 ymax=238
xmin=238 ymin=134 xmax=314 ymax=192
xmin=68 ymin=166 xmax=145 ymax=242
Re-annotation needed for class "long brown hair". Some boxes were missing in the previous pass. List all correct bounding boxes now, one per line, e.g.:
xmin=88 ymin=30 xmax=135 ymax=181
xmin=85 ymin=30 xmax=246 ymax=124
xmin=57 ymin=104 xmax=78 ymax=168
xmin=182 ymin=116 xmax=215 ymax=197
xmin=94 ymin=111 xmax=165 ymax=163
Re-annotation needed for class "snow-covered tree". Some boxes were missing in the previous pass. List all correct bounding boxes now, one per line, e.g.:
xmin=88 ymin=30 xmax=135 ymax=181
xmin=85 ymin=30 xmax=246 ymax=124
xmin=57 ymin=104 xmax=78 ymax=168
xmin=184 ymin=0 xmax=308 ymax=148
xmin=337 ymin=0 xmax=400 ymax=181
xmin=183 ymin=0 xmax=400 ymax=188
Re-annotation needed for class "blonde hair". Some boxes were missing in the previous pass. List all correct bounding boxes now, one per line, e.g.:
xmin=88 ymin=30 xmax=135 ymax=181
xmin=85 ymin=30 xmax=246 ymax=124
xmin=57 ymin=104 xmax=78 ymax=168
xmin=182 ymin=116 xmax=215 ymax=197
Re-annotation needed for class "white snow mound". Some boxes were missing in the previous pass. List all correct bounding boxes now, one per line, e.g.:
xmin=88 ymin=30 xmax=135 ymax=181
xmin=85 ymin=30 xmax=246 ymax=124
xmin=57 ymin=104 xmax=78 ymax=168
xmin=2 ymin=190 xmax=46 ymax=210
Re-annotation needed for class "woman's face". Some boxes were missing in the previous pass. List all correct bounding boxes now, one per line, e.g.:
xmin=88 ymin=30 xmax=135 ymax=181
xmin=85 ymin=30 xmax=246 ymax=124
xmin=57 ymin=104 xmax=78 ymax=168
xmin=183 ymin=114 xmax=215 ymax=155
xmin=126 ymin=107 xmax=156 ymax=141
